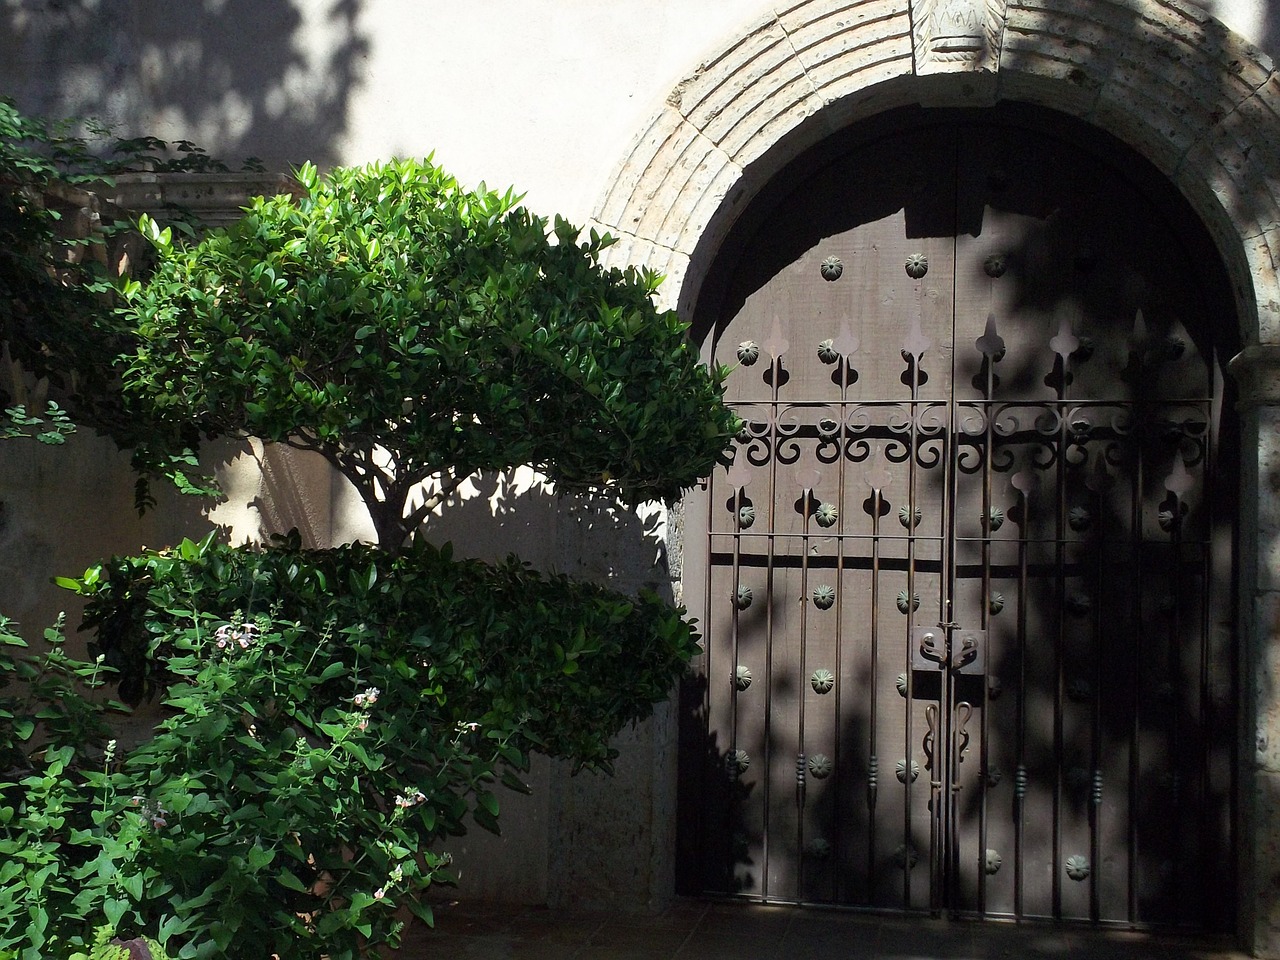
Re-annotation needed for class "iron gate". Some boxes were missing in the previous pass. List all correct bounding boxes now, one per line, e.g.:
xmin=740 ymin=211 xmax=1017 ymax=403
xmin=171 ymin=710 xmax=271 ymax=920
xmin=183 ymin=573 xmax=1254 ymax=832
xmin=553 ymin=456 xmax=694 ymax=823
xmin=679 ymin=113 xmax=1236 ymax=930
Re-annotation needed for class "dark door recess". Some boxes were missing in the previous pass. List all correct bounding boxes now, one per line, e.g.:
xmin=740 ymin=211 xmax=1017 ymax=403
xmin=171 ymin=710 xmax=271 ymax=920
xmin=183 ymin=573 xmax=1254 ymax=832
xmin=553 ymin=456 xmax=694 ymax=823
xmin=679 ymin=111 xmax=1237 ymax=931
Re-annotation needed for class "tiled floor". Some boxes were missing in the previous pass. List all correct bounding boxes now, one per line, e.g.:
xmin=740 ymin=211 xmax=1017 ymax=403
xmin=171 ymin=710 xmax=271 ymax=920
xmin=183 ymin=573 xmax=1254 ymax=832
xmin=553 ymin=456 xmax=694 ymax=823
xmin=392 ymin=899 xmax=1251 ymax=959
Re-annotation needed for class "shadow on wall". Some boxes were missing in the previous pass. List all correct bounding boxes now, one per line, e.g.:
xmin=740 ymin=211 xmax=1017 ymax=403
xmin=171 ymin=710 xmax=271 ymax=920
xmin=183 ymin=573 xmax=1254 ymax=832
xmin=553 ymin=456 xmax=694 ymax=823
xmin=402 ymin=468 xmax=673 ymax=597
xmin=0 ymin=0 xmax=369 ymax=169
xmin=0 ymin=431 xmax=251 ymax=650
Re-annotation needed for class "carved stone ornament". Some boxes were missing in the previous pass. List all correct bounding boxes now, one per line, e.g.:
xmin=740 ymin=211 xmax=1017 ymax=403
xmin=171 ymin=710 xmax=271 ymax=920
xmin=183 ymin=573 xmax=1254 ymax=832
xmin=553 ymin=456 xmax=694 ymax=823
xmin=911 ymin=0 xmax=1007 ymax=74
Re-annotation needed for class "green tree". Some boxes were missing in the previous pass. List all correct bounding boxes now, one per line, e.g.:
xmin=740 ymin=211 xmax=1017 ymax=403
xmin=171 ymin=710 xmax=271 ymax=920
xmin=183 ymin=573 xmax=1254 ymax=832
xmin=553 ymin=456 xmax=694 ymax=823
xmin=120 ymin=159 xmax=736 ymax=545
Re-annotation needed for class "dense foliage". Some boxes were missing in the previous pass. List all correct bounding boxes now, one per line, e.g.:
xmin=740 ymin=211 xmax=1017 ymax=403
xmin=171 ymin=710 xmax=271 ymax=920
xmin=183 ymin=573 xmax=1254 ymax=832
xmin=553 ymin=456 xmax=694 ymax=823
xmin=119 ymin=159 xmax=736 ymax=543
xmin=0 ymin=535 xmax=699 ymax=958
xmin=1 ymin=615 xmax=458 ymax=959
xmin=62 ymin=533 xmax=700 ymax=760
xmin=0 ymin=98 xmax=122 ymax=419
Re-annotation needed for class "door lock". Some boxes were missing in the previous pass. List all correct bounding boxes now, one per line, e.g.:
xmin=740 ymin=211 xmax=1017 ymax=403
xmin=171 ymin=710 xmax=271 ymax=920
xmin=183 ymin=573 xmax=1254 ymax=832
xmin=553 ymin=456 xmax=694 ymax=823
xmin=912 ymin=625 xmax=985 ymax=674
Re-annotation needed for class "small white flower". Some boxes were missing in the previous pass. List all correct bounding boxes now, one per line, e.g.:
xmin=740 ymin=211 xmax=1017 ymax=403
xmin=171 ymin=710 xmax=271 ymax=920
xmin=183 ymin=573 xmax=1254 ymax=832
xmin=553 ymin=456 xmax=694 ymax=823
xmin=374 ymin=887 xmax=386 ymax=900
xmin=352 ymin=687 xmax=381 ymax=709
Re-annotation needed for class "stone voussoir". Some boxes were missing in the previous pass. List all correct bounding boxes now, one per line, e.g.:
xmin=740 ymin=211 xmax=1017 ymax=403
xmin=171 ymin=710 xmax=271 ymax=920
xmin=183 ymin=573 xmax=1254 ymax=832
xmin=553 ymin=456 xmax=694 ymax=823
xmin=644 ymin=140 xmax=743 ymax=252
xmin=596 ymin=107 xmax=727 ymax=237
xmin=675 ymin=14 xmax=802 ymax=133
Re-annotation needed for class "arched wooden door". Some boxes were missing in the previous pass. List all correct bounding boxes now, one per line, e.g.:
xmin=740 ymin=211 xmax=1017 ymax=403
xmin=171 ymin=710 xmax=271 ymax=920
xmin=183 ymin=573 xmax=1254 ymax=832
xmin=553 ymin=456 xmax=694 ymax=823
xmin=679 ymin=108 xmax=1238 ymax=930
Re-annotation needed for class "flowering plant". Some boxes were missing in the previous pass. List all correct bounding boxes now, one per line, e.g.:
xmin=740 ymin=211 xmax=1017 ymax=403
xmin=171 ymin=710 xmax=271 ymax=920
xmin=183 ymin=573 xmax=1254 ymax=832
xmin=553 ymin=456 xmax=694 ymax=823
xmin=0 ymin=611 xmax=509 ymax=960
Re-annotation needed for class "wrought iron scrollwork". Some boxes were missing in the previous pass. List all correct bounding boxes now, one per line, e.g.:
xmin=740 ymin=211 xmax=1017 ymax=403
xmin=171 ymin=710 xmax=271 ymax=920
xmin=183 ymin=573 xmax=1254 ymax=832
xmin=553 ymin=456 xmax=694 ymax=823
xmin=955 ymin=702 xmax=974 ymax=762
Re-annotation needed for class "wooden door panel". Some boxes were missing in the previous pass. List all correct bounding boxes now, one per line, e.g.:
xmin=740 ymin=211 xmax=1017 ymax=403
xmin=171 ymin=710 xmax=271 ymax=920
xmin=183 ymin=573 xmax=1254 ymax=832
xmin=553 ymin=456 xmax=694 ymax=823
xmin=681 ymin=112 xmax=1234 ymax=932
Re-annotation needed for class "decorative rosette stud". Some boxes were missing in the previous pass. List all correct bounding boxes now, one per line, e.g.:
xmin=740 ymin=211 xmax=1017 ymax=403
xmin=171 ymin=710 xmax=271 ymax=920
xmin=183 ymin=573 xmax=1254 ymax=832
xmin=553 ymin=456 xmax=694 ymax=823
xmin=894 ymin=844 xmax=919 ymax=869
xmin=814 ymin=502 xmax=839 ymax=528
xmin=986 ymin=507 xmax=1005 ymax=532
xmin=896 ymin=673 xmax=909 ymax=697
xmin=1067 ymin=678 xmax=1092 ymax=702
xmin=1068 ymin=506 xmax=1092 ymax=532
xmin=812 ymin=585 xmax=836 ymax=610
xmin=989 ymin=593 xmax=1005 ymax=616
xmin=985 ymin=849 xmax=1003 ymax=874
xmin=808 ymin=754 xmax=833 ymax=779
xmin=734 ymin=585 xmax=753 ymax=610
xmin=727 ymin=749 xmax=751 ymax=776
xmin=983 ymin=254 xmax=1007 ymax=278
xmin=899 ymin=505 xmax=922 ymax=529
xmin=820 ymin=256 xmax=843 ymax=281
xmin=896 ymin=759 xmax=920 ymax=784
xmin=734 ymin=664 xmax=753 ymax=691
xmin=738 ymin=504 xmax=756 ymax=529
xmin=904 ymin=254 xmax=929 ymax=279
xmin=810 ymin=669 xmax=835 ymax=695
xmin=806 ymin=837 xmax=832 ymax=859
xmin=896 ymin=590 xmax=920 ymax=614
xmin=1065 ymin=855 xmax=1091 ymax=881
xmin=1066 ymin=593 xmax=1092 ymax=616
xmin=737 ymin=341 xmax=760 ymax=366
xmin=817 ymin=338 xmax=840 ymax=364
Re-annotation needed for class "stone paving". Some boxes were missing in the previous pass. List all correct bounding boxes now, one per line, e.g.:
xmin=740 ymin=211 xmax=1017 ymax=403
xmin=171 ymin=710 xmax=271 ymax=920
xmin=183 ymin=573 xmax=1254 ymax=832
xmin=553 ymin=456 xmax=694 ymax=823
xmin=393 ymin=899 xmax=1251 ymax=959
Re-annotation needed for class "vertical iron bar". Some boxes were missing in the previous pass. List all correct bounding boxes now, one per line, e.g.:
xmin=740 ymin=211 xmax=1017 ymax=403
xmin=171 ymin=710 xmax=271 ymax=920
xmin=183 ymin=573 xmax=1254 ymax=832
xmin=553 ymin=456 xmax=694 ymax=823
xmin=762 ymin=354 xmax=782 ymax=901
xmin=903 ymin=295 xmax=925 ymax=911
xmin=979 ymin=368 xmax=997 ymax=918
xmin=833 ymin=363 xmax=850 ymax=906
xmin=729 ymin=483 xmax=745 ymax=885
xmin=1127 ymin=434 xmax=1145 ymax=923
xmin=1089 ymin=474 xmax=1104 ymax=923
xmin=868 ymin=479 xmax=882 ymax=903
xmin=702 ymin=446 xmax=717 ymax=891
xmin=1198 ymin=393 xmax=1218 ymax=923
xmin=1014 ymin=480 xmax=1029 ymax=921
xmin=941 ymin=400 xmax=960 ymax=917
xmin=1167 ymin=479 xmax=1183 ymax=922
xmin=797 ymin=485 xmax=813 ymax=900
xmin=1052 ymin=366 xmax=1068 ymax=921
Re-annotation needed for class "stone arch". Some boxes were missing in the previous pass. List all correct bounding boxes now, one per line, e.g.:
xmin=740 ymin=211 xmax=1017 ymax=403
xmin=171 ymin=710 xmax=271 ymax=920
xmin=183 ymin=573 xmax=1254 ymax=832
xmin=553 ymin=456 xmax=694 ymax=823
xmin=588 ymin=0 xmax=1280 ymax=351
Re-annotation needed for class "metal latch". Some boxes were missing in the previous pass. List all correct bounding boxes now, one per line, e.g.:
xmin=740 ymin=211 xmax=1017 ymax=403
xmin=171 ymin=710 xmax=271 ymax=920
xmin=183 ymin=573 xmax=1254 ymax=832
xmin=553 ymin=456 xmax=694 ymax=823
xmin=912 ymin=625 xmax=985 ymax=674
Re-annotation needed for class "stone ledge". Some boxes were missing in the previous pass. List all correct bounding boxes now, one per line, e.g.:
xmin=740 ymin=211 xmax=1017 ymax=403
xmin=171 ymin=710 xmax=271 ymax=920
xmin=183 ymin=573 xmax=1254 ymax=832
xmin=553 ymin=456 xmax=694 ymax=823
xmin=105 ymin=172 xmax=301 ymax=231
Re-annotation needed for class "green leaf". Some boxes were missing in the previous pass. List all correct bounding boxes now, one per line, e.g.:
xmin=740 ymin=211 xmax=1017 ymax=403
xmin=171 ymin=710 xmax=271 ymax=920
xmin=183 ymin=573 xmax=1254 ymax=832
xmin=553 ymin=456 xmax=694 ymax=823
xmin=275 ymin=869 xmax=308 ymax=892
